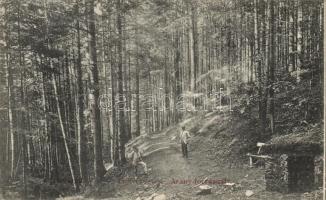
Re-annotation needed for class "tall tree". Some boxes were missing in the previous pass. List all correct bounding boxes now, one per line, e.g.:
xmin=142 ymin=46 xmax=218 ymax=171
xmin=88 ymin=0 xmax=105 ymax=182
xmin=269 ymin=0 xmax=276 ymax=134
xmin=135 ymin=29 xmax=141 ymax=137
xmin=75 ymin=0 xmax=89 ymax=185
xmin=116 ymin=0 xmax=127 ymax=164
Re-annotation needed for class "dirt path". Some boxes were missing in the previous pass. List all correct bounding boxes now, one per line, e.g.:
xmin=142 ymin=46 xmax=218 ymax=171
xmin=111 ymin=121 xmax=309 ymax=200
xmin=148 ymin=148 xmax=197 ymax=180
xmin=123 ymin=132 xmax=308 ymax=200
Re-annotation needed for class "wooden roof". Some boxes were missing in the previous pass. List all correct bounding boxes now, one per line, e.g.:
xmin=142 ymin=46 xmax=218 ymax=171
xmin=260 ymin=128 xmax=323 ymax=155
xmin=260 ymin=142 xmax=322 ymax=155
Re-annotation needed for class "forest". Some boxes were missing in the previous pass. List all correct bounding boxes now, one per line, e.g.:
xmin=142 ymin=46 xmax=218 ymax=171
xmin=0 ymin=0 xmax=323 ymax=199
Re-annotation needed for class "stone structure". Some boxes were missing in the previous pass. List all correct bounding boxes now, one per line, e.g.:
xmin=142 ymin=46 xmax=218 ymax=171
xmin=261 ymin=142 xmax=322 ymax=193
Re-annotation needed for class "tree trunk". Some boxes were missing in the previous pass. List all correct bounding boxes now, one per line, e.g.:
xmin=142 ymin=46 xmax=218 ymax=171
xmin=254 ymin=0 xmax=266 ymax=133
xmin=174 ymin=31 xmax=182 ymax=122
xmin=6 ymin=52 xmax=15 ymax=180
xmin=269 ymin=0 xmax=276 ymax=134
xmin=116 ymin=0 xmax=127 ymax=164
xmin=76 ymin=0 xmax=89 ymax=185
xmin=4 ymin=7 xmax=16 ymax=178
xmin=18 ymin=6 xmax=27 ymax=195
xmin=88 ymin=0 xmax=105 ymax=182
xmin=135 ymin=30 xmax=141 ymax=137
xmin=191 ymin=2 xmax=199 ymax=96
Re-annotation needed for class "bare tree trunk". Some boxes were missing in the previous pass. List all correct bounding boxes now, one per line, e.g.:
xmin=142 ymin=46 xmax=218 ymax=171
xmin=191 ymin=1 xmax=199 ymax=95
xmin=6 ymin=53 xmax=15 ymax=180
xmin=164 ymin=47 xmax=170 ymax=127
xmin=254 ymin=0 xmax=266 ymax=133
xmin=88 ymin=0 xmax=105 ymax=182
xmin=269 ymin=0 xmax=276 ymax=134
xmin=18 ymin=5 xmax=27 ymax=195
xmin=75 ymin=0 xmax=89 ymax=185
xmin=111 ymin=44 xmax=119 ymax=166
xmin=116 ymin=0 xmax=127 ymax=164
xmin=4 ymin=4 xmax=16 ymax=179
xmin=135 ymin=30 xmax=141 ymax=137
xmin=174 ymin=31 xmax=182 ymax=123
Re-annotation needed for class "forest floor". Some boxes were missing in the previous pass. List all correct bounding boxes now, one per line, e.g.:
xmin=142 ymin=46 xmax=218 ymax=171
xmin=61 ymin=110 xmax=322 ymax=200
xmin=3 ymin=110 xmax=320 ymax=200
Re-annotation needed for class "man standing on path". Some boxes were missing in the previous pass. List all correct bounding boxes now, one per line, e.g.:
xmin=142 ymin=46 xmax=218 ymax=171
xmin=179 ymin=126 xmax=191 ymax=158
